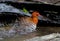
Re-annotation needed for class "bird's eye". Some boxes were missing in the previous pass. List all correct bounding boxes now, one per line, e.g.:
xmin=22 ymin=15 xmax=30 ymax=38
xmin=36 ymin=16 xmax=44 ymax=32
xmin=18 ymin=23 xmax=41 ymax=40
xmin=37 ymin=13 xmax=40 ymax=16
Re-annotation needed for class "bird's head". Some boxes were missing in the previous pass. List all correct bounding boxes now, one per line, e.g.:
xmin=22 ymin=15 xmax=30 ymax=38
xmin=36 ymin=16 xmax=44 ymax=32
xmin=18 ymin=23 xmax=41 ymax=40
xmin=32 ymin=11 xmax=40 ymax=17
xmin=31 ymin=11 xmax=40 ymax=24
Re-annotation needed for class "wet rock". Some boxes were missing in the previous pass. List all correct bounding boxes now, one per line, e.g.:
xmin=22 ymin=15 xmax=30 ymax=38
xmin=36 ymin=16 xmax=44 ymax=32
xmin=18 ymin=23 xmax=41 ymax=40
xmin=25 ymin=33 xmax=60 ymax=41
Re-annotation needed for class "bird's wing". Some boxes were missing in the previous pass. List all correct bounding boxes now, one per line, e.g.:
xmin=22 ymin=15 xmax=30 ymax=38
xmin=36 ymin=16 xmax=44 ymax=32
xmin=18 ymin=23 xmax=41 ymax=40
xmin=17 ymin=17 xmax=36 ymax=34
xmin=19 ymin=17 xmax=32 ymax=25
xmin=18 ymin=17 xmax=36 ymax=29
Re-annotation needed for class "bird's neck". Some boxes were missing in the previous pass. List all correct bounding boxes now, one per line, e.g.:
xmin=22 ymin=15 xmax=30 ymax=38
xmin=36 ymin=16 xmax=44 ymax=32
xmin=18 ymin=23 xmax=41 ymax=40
xmin=31 ymin=16 xmax=38 ymax=24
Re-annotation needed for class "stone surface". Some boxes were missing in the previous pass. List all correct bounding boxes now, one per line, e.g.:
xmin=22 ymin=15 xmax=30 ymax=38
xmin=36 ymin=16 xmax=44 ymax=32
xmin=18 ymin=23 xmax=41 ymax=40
xmin=25 ymin=33 xmax=60 ymax=41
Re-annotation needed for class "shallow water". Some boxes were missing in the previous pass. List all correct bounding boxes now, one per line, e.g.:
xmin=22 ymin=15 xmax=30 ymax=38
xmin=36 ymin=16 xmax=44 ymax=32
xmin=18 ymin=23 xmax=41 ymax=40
xmin=1 ymin=27 xmax=60 ymax=41
xmin=1 ymin=32 xmax=39 ymax=41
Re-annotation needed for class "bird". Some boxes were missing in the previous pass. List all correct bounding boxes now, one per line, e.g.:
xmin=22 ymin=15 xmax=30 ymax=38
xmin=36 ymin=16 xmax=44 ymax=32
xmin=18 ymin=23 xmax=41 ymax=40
xmin=16 ymin=11 xmax=40 ymax=34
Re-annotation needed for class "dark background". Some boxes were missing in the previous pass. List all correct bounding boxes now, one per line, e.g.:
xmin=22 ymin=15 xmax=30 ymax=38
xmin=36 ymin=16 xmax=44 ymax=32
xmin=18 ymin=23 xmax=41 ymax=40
xmin=0 ymin=1 xmax=60 ymax=26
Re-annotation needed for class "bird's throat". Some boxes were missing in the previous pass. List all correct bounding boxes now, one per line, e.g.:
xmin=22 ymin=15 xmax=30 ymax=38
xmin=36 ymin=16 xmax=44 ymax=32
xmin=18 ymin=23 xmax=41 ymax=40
xmin=32 ymin=17 xmax=38 ymax=24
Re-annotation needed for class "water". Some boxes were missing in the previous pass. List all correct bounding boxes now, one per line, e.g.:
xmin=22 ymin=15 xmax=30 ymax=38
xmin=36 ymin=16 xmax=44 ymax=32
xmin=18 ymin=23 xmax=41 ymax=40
xmin=0 ymin=20 xmax=60 ymax=41
xmin=1 ymin=27 xmax=60 ymax=41
xmin=1 ymin=31 xmax=39 ymax=41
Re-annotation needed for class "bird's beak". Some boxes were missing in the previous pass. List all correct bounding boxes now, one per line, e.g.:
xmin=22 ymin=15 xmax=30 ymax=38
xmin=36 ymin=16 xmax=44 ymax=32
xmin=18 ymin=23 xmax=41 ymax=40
xmin=38 ymin=15 xmax=44 ymax=20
